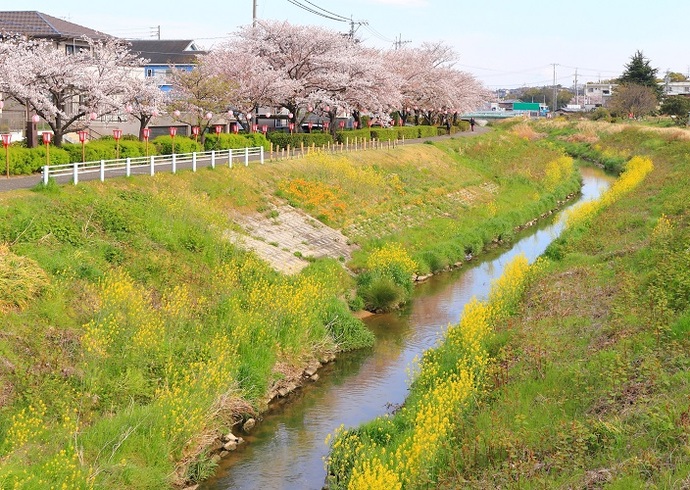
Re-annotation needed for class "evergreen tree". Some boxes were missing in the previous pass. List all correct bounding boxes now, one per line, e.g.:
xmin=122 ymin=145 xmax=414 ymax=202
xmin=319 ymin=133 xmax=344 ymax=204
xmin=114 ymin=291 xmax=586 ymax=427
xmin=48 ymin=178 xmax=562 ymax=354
xmin=619 ymin=50 xmax=662 ymax=98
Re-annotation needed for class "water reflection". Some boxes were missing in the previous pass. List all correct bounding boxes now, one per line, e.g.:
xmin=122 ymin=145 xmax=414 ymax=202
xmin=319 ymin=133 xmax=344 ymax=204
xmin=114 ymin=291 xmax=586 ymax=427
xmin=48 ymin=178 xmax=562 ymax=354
xmin=202 ymin=167 xmax=613 ymax=490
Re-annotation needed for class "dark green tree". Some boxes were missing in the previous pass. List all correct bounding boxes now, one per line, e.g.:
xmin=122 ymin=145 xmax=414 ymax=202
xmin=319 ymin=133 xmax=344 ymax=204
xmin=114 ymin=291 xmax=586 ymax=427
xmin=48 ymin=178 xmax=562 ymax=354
xmin=619 ymin=50 xmax=662 ymax=98
xmin=660 ymin=96 xmax=690 ymax=125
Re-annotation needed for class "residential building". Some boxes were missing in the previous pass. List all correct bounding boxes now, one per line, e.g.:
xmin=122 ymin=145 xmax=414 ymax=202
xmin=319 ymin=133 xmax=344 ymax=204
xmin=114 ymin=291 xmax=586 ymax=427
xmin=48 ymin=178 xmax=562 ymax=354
xmin=127 ymin=40 xmax=204 ymax=92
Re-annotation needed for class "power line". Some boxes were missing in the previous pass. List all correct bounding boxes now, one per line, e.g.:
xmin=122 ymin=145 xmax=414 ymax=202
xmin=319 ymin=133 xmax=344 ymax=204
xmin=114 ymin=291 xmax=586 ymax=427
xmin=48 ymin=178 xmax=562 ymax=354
xmin=298 ymin=0 xmax=349 ymax=21
xmin=285 ymin=0 xmax=347 ymax=22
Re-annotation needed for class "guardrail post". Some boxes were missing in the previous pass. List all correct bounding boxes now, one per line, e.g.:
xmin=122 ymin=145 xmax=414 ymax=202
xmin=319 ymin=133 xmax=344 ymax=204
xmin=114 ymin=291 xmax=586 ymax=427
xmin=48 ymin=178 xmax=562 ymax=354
xmin=73 ymin=162 xmax=79 ymax=185
xmin=192 ymin=152 xmax=197 ymax=172
xmin=211 ymin=150 xmax=215 ymax=169
xmin=100 ymin=160 xmax=105 ymax=182
xmin=43 ymin=165 xmax=49 ymax=186
xmin=228 ymin=149 xmax=233 ymax=168
xmin=150 ymin=155 xmax=155 ymax=176
xmin=260 ymin=146 xmax=264 ymax=164
xmin=172 ymin=153 xmax=176 ymax=174
xmin=126 ymin=157 xmax=131 ymax=177
xmin=245 ymin=147 xmax=249 ymax=166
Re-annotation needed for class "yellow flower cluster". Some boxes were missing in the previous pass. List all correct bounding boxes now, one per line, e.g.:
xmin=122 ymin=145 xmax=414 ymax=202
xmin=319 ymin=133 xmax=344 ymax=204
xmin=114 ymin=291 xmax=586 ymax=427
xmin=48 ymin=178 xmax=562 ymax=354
xmin=544 ymin=155 xmax=574 ymax=191
xmin=567 ymin=155 xmax=653 ymax=226
xmin=278 ymin=178 xmax=346 ymax=221
xmin=3 ymin=400 xmax=47 ymax=453
xmin=366 ymin=243 xmax=418 ymax=276
xmin=348 ymin=458 xmax=402 ymax=490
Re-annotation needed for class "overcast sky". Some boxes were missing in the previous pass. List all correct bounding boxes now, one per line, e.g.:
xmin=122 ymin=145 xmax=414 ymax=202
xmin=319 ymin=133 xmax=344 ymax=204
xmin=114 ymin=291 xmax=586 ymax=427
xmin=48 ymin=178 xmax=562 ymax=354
xmin=19 ymin=0 xmax=690 ymax=91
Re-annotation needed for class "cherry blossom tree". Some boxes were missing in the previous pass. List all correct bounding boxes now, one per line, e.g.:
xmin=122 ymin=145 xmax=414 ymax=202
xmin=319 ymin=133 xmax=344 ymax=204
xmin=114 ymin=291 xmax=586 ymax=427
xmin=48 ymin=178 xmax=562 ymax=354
xmin=215 ymin=21 xmax=403 ymax=133
xmin=167 ymin=60 xmax=237 ymax=138
xmin=122 ymin=76 xmax=167 ymax=141
xmin=0 ymin=37 xmax=146 ymax=146
xmin=386 ymin=42 xmax=490 ymax=125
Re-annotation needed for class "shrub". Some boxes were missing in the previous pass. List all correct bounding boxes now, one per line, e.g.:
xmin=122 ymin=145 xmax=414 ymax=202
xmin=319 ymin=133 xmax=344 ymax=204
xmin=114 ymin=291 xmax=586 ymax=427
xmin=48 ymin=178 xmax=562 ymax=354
xmin=268 ymin=131 xmax=334 ymax=149
xmin=370 ymin=128 xmax=398 ymax=141
xmin=153 ymin=135 xmax=202 ymax=155
xmin=417 ymin=125 xmax=438 ymax=138
xmin=334 ymin=129 xmax=371 ymax=144
xmin=456 ymin=120 xmax=471 ymax=132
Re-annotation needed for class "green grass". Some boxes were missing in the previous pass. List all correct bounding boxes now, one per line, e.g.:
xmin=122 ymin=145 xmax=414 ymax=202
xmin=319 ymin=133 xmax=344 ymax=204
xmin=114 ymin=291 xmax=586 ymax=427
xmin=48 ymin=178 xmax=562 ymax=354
xmin=433 ymin=122 xmax=690 ymax=488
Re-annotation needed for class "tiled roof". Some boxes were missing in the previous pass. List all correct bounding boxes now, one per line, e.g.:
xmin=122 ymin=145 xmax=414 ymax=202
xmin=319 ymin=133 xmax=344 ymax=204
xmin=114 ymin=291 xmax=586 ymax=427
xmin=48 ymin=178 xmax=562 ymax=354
xmin=0 ymin=11 xmax=111 ymax=40
xmin=127 ymin=40 xmax=204 ymax=65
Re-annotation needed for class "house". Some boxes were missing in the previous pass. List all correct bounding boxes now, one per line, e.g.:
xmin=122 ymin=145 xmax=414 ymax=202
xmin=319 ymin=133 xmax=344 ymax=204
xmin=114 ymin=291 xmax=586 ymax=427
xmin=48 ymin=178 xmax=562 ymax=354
xmin=0 ymin=11 xmax=113 ymax=140
xmin=583 ymin=82 xmax=615 ymax=107
xmin=664 ymin=81 xmax=690 ymax=97
xmin=127 ymin=40 xmax=204 ymax=92
xmin=0 ymin=10 xmax=110 ymax=48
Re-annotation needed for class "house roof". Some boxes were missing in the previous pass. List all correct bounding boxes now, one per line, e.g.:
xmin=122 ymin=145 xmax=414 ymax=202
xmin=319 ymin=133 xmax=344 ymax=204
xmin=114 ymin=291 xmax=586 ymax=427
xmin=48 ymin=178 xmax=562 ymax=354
xmin=0 ymin=11 xmax=111 ymax=40
xmin=127 ymin=40 xmax=204 ymax=65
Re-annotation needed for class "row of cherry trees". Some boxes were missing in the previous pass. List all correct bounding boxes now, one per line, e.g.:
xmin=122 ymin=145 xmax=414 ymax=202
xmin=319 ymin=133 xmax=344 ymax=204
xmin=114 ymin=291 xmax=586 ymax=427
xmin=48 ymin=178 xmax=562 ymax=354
xmin=0 ymin=20 xmax=490 ymax=147
xmin=191 ymin=20 xmax=491 ymax=130
xmin=0 ymin=36 xmax=165 ymax=146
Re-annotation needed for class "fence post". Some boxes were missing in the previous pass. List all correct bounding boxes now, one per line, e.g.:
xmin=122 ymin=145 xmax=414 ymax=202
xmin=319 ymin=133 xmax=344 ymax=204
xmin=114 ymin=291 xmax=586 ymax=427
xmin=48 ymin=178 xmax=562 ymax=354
xmin=73 ymin=162 xmax=79 ymax=185
xmin=126 ymin=157 xmax=131 ymax=177
xmin=244 ymin=147 xmax=249 ymax=166
xmin=172 ymin=153 xmax=176 ymax=174
xmin=150 ymin=155 xmax=155 ymax=176
xmin=192 ymin=152 xmax=197 ymax=172
xmin=228 ymin=149 xmax=233 ymax=168
xmin=211 ymin=150 xmax=216 ymax=169
xmin=100 ymin=160 xmax=105 ymax=182
xmin=43 ymin=165 xmax=49 ymax=186
xmin=260 ymin=146 xmax=264 ymax=164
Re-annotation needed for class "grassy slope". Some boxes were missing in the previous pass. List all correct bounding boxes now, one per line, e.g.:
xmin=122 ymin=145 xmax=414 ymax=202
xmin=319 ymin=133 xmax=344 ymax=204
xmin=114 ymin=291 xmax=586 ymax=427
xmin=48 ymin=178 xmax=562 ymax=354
xmin=0 ymin=131 xmax=580 ymax=489
xmin=436 ymin=123 xmax=690 ymax=488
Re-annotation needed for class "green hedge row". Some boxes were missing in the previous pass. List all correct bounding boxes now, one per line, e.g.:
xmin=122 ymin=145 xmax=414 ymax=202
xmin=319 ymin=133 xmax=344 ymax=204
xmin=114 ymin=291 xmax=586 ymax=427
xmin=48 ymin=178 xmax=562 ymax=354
xmin=0 ymin=145 xmax=71 ymax=175
xmin=203 ymin=133 xmax=270 ymax=151
xmin=332 ymin=125 xmax=441 ymax=143
xmin=266 ymin=132 xmax=333 ymax=150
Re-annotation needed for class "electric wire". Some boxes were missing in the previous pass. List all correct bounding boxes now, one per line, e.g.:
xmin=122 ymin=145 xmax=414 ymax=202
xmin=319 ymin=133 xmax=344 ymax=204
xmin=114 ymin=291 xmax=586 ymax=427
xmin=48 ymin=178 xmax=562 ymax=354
xmin=297 ymin=0 xmax=350 ymax=21
xmin=286 ymin=0 xmax=347 ymax=22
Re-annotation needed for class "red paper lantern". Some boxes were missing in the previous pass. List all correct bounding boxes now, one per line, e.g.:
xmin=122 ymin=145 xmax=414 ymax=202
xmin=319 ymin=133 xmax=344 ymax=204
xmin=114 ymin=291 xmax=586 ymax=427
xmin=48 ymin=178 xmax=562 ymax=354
xmin=42 ymin=132 xmax=52 ymax=144
xmin=143 ymin=128 xmax=151 ymax=140
xmin=1 ymin=133 xmax=11 ymax=148
xmin=192 ymin=126 xmax=200 ymax=136
xmin=169 ymin=127 xmax=177 ymax=137
xmin=112 ymin=129 xmax=123 ymax=140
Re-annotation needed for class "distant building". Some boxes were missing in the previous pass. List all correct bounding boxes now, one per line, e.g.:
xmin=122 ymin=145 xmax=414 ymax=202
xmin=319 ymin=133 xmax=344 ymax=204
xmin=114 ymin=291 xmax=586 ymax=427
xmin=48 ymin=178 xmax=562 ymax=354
xmin=127 ymin=40 xmax=205 ymax=92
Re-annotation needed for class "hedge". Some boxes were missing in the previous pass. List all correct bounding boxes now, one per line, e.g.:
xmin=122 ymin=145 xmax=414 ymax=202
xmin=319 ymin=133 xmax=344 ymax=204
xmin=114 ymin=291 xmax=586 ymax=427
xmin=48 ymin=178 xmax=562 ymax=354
xmin=153 ymin=135 xmax=203 ymax=155
xmin=62 ymin=139 xmax=155 ymax=162
xmin=268 ymin=131 xmax=334 ymax=149
xmin=204 ymin=133 xmax=268 ymax=151
xmin=0 ymin=145 xmax=71 ymax=175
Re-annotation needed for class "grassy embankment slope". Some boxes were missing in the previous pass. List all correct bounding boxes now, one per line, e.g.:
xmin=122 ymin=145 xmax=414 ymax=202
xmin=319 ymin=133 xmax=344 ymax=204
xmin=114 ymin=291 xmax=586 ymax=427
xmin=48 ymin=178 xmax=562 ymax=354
xmin=327 ymin=120 xmax=690 ymax=489
xmin=0 ymin=128 xmax=580 ymax=489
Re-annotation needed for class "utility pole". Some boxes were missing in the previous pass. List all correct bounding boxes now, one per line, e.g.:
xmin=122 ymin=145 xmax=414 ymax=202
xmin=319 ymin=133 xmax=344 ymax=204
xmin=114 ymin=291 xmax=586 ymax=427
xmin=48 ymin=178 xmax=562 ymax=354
xmin=574 ymin=68 xmax=578 ymax=107
xmin=394 ymin=34 xmax=410 ymax=50
xmin=552 ymin=63 xmax=559 ymax=114
xmin=253 ymin=0 xmax=257 ymax=27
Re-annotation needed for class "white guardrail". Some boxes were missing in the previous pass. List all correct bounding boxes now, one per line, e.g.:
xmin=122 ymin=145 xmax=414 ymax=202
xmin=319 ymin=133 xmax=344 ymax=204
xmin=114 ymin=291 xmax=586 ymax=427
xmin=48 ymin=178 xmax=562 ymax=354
xmin=42 ymin=146 xmax=264 ymax=185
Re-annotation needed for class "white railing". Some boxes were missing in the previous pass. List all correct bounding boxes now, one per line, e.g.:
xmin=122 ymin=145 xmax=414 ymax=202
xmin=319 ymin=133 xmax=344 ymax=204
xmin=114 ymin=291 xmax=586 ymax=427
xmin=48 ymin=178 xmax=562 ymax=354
xmin=42 ymin=146 xmax=264 ymax=185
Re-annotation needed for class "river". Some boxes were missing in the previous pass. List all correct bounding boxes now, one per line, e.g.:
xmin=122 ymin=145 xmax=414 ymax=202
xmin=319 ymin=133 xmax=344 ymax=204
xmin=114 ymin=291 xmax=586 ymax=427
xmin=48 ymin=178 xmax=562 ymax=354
xmin=201 ymin=166 xmax=613 ymax=490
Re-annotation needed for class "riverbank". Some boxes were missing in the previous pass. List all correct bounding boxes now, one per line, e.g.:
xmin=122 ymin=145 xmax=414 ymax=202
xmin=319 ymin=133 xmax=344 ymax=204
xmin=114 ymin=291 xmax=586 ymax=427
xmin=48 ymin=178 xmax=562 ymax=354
xmin=0 ymin=125 xmax=581 ymax=488
xmin=327 ymin=120 xmax=690 ymax=489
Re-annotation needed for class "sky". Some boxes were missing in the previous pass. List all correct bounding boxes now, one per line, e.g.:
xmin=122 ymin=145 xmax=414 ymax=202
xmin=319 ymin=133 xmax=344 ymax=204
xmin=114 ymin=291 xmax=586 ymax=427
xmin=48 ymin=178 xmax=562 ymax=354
xmin=18 ymin=0 xmax=690 ymax=92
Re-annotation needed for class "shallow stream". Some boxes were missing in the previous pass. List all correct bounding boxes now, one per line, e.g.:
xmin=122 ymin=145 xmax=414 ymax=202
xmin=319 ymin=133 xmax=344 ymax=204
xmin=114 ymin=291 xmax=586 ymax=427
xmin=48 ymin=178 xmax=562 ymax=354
xmin=202 ymin=167 xmax=614 ymax=490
